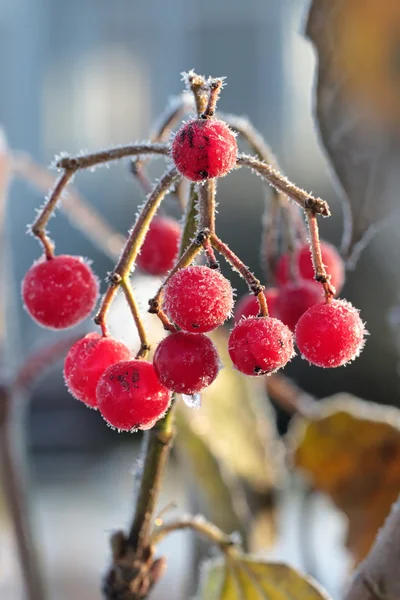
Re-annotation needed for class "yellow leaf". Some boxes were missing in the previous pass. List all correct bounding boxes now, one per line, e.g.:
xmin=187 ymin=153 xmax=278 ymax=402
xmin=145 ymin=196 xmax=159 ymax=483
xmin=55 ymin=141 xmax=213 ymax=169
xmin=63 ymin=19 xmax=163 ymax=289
xmin=176 ymin=328 xmax=284 ymax=550
xmin=197 ymin=554 xmax=331 ymax=600
xmin=288 ymin=394 xmax=400 ymax=564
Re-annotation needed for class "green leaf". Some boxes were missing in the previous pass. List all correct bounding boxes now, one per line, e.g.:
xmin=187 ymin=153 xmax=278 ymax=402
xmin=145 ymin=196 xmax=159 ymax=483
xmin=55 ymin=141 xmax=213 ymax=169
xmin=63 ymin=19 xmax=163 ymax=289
xmin=197 ymin=554 xmax=332 ymax=600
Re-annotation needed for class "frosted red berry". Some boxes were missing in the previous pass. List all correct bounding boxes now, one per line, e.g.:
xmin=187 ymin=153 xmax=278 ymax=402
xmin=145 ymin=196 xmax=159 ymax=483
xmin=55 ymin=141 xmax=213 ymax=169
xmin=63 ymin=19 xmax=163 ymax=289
xmin=171 ymin=118 xmax=237 ymax=181
xmin=64 ymin=333 xmax=133 ymax=408
xmin=154 ymin=332 xmax=219 ymax=395
xmin=295 ymin=299 xmax=366 ymax=368
xmin=97 ymin=360 xmax=172 ymax=431
xmin=137 ymin=216 xmax=181 ymax=276
xmin=275 ymin=241 xmax=345 ymax=293
xmin=163 ymin=265 xmax=234 ymax=333
xmin=22 ymin=254 xmax=99 ymax=329
xmin=277 ymin=280 xmax=324 ymax=331
xmin=228 ymin=316 xmax=294 ymax=376
xmin=234 ymin=288 xmax=279 ymax=323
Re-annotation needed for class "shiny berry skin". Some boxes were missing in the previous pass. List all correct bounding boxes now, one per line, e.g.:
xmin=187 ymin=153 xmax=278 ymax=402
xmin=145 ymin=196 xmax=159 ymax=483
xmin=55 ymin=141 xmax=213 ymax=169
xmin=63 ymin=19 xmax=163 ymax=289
xmin=275 ymin=241 xmax=345 ymax=293
xmin=64 ymin=333 xmax=133 ymax=408
xmin=171 ymin=118 xmax=238 ymax=181
xmin=137 ymin=216 xmax=181 ymax=276
xmin=163 ymin=266 xmax=234 ymax=333
xmin=295 ymin=299 xmax=366 ymax=368
xmin=22 ymin=254 xmax=99 ymax=329
xmin=97 ymin=360 xmax=172 ymax=431
xmin=234 ymin=288 xmax=279 ymax=323
xmin=154 ymin=332 xmax=219 ymax=395
xmin=277 ymin=280 xmax=324 ymax=331
xmin=228 ymin=316 xmax=294 ymax=376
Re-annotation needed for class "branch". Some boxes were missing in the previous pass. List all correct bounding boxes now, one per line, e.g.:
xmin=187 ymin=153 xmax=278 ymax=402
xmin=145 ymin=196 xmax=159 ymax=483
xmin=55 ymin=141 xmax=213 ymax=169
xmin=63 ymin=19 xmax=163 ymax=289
xmin=345 ymin=496 xmax=400 ymax=600
xmin=237 ymin=154 xmax=330 ymax=217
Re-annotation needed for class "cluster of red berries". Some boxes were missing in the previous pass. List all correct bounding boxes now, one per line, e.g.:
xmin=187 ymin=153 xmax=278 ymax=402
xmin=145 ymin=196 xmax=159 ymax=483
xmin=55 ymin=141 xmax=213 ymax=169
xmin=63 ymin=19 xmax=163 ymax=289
xmin=21 ymin=102 xmax=367 ymax=434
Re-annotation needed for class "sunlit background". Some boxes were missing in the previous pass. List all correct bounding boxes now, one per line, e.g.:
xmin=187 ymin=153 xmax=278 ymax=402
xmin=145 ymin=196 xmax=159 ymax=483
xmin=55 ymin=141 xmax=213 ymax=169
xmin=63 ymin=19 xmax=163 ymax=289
xmin=0 ymin=0 xmax=399 ymax=598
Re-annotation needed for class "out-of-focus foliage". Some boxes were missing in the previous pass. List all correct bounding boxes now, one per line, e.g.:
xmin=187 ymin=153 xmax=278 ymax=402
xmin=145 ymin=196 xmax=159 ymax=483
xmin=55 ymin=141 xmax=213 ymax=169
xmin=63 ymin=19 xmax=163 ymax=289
xmin=197 ymin=553 xmax=331 ymax=600
xmin=288 ymin=394 xmax=400 ymax=564
xmin=306 ymin=0 xmax=400 ymax=263
xmin=176 ymin=328 xmax=284 ymax=551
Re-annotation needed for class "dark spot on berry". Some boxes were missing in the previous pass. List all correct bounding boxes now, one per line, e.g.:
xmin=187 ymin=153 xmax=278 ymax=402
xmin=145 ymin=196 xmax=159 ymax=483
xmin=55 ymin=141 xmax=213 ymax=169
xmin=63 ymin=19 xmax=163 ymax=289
xmin=191 ymin=323 xmax=200 ymax=329
xmin=187 ymin=123 xmax=194 ymax=148
xmin=117 ymin=374 xmax=129 ymax=391
xmin=179 ymin=130 xmax=186 ymax=142
xmin=131 ymin=370 xmax=140 ymax=388
xmin=253 ymin=365 xmax=268 ymax=375
xmin=203 ymin=135 xmax=210 ymax=146
xmin=198 ymin=170 xmax=208 ymax=179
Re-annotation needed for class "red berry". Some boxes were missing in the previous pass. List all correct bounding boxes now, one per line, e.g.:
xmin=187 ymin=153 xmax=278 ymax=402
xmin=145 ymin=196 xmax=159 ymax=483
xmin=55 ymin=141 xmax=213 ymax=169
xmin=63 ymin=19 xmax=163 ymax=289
xmin=171 ymin=118 xmax=237 ymax=181
xmin=154 ymin=332 xmax=219 ymax=394
xmin=163 ymin=266 xmax=234 ymax=333
xmin=97 ymin=360 xmax=172 ymax=431
xmin=137 ymin=216 xmax=181 ymax=276
xmin=234 ymin=288 xmax=279 ymax=323
xmin=295 ymin=299 xmax=366 ymax=368
xmin=228 ymin=316 xmax=294 ymax=376
xmin=277 ymin=280 xmax=324 ymax=331
xmin=275 ymin=241 xmax=345 ymax=293
xmin=64 ymin=333 xmax=133 ymax=408
xmin=22 ymin=254 xmax=99 ymax=329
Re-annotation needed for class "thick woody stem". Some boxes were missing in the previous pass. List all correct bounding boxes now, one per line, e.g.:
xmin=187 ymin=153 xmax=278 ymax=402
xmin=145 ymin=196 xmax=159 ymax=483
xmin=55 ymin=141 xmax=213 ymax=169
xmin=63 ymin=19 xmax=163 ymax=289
xmin=237 ymin=154 xmax=330 ymax=217
xmin=186 ymin=71 xmax=209 ymax=117
xmin=94 ymin=168 xmax=180 ymax=334
xmin=211 ymin=233 xmax=267 ymax=316
xmin=197 ymin=178 xmax=216 ymax=232
xmin=305 ymin=210 xmax=335 ymax=300
xmin=57 ymin=143 xmax=169 ymax=171
xmin=127 ymin=409 xmax=175 ymax=554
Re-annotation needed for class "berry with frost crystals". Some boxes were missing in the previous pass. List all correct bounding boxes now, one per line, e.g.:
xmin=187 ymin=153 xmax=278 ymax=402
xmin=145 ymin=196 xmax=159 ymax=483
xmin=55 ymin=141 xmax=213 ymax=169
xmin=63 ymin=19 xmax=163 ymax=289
xmin=97 ymin=360 xmax=172 ymax=431
xmin=234 ymin=288 xmax=279 ymax=323
xmin=295 ymin=299 xmax=366 ymax=368
xmin=171 ymin=118 xmax=237 ymax=181
xmin=163 ymin=265 xmax=234 ymax=333
xmin=154 ymin=331 xmax=219 ymax=395
xmin=277 ymin=280 xmax=324 ymax=331
xmin=64 ymin=333 xmax=133 ymax=408
xmin=275 ymin=241 xmax=345 ymax=293
xmin=137 ymin=216 xmax=181 ymax=276
xmin=22 ymin=254 xmax=99 ymax=329
xmin=228 ymin=316 xmax=294 ymax=376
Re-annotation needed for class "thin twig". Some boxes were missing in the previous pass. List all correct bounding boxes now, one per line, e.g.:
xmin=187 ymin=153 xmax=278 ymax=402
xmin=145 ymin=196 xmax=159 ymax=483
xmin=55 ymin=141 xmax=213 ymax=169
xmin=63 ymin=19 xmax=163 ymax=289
xmin=237 ymin=154 xmax=330 ymax=217
xmin=57 ymin=143 xmax=169 ymax=171
xmin=13 ymin=153 xmax=124 ymax=261
xmin=201 ymin=79 xmax=224 ymax=119
xmin=120 ymin=279 xmax=151 ymax=360
xmin=95 ymin=167 xmax=180 ymax=333
xmin=265 ymin=373 xmax=316 ymax=417
xmin=151 ymin=514 xmax=237 ymax=553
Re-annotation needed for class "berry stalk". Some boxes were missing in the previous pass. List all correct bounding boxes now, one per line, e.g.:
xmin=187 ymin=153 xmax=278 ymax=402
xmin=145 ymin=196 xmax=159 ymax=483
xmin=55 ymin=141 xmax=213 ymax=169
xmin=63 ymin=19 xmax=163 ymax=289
xmin=305 ymin=210 xmax=335 ymax=300
xmin=95 ymin=167 xmax=180 ymax=335
xmin=210 ymin=233 xmax=268 ymax=316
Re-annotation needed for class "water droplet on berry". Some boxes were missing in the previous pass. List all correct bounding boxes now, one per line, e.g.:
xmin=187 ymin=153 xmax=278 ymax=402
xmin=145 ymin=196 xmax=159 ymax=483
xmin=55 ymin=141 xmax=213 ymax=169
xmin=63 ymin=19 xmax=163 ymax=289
xmin=182 ymin=393 xmax=202 ymax=409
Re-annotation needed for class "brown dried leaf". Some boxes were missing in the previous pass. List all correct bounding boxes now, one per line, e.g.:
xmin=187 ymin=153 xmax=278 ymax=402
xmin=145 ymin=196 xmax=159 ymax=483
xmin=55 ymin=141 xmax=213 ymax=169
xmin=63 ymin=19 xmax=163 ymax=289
xmin=306 ymin=0 xmax=400 ymax=262
xmin=288 ymin=394 xmax=400 ymax=565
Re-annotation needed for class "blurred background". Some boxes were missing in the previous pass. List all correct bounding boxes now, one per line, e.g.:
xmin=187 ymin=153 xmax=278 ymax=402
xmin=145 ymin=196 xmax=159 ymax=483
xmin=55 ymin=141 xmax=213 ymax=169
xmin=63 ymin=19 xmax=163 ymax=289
xmin=0 ymin=0 xmax=399 ymax=598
